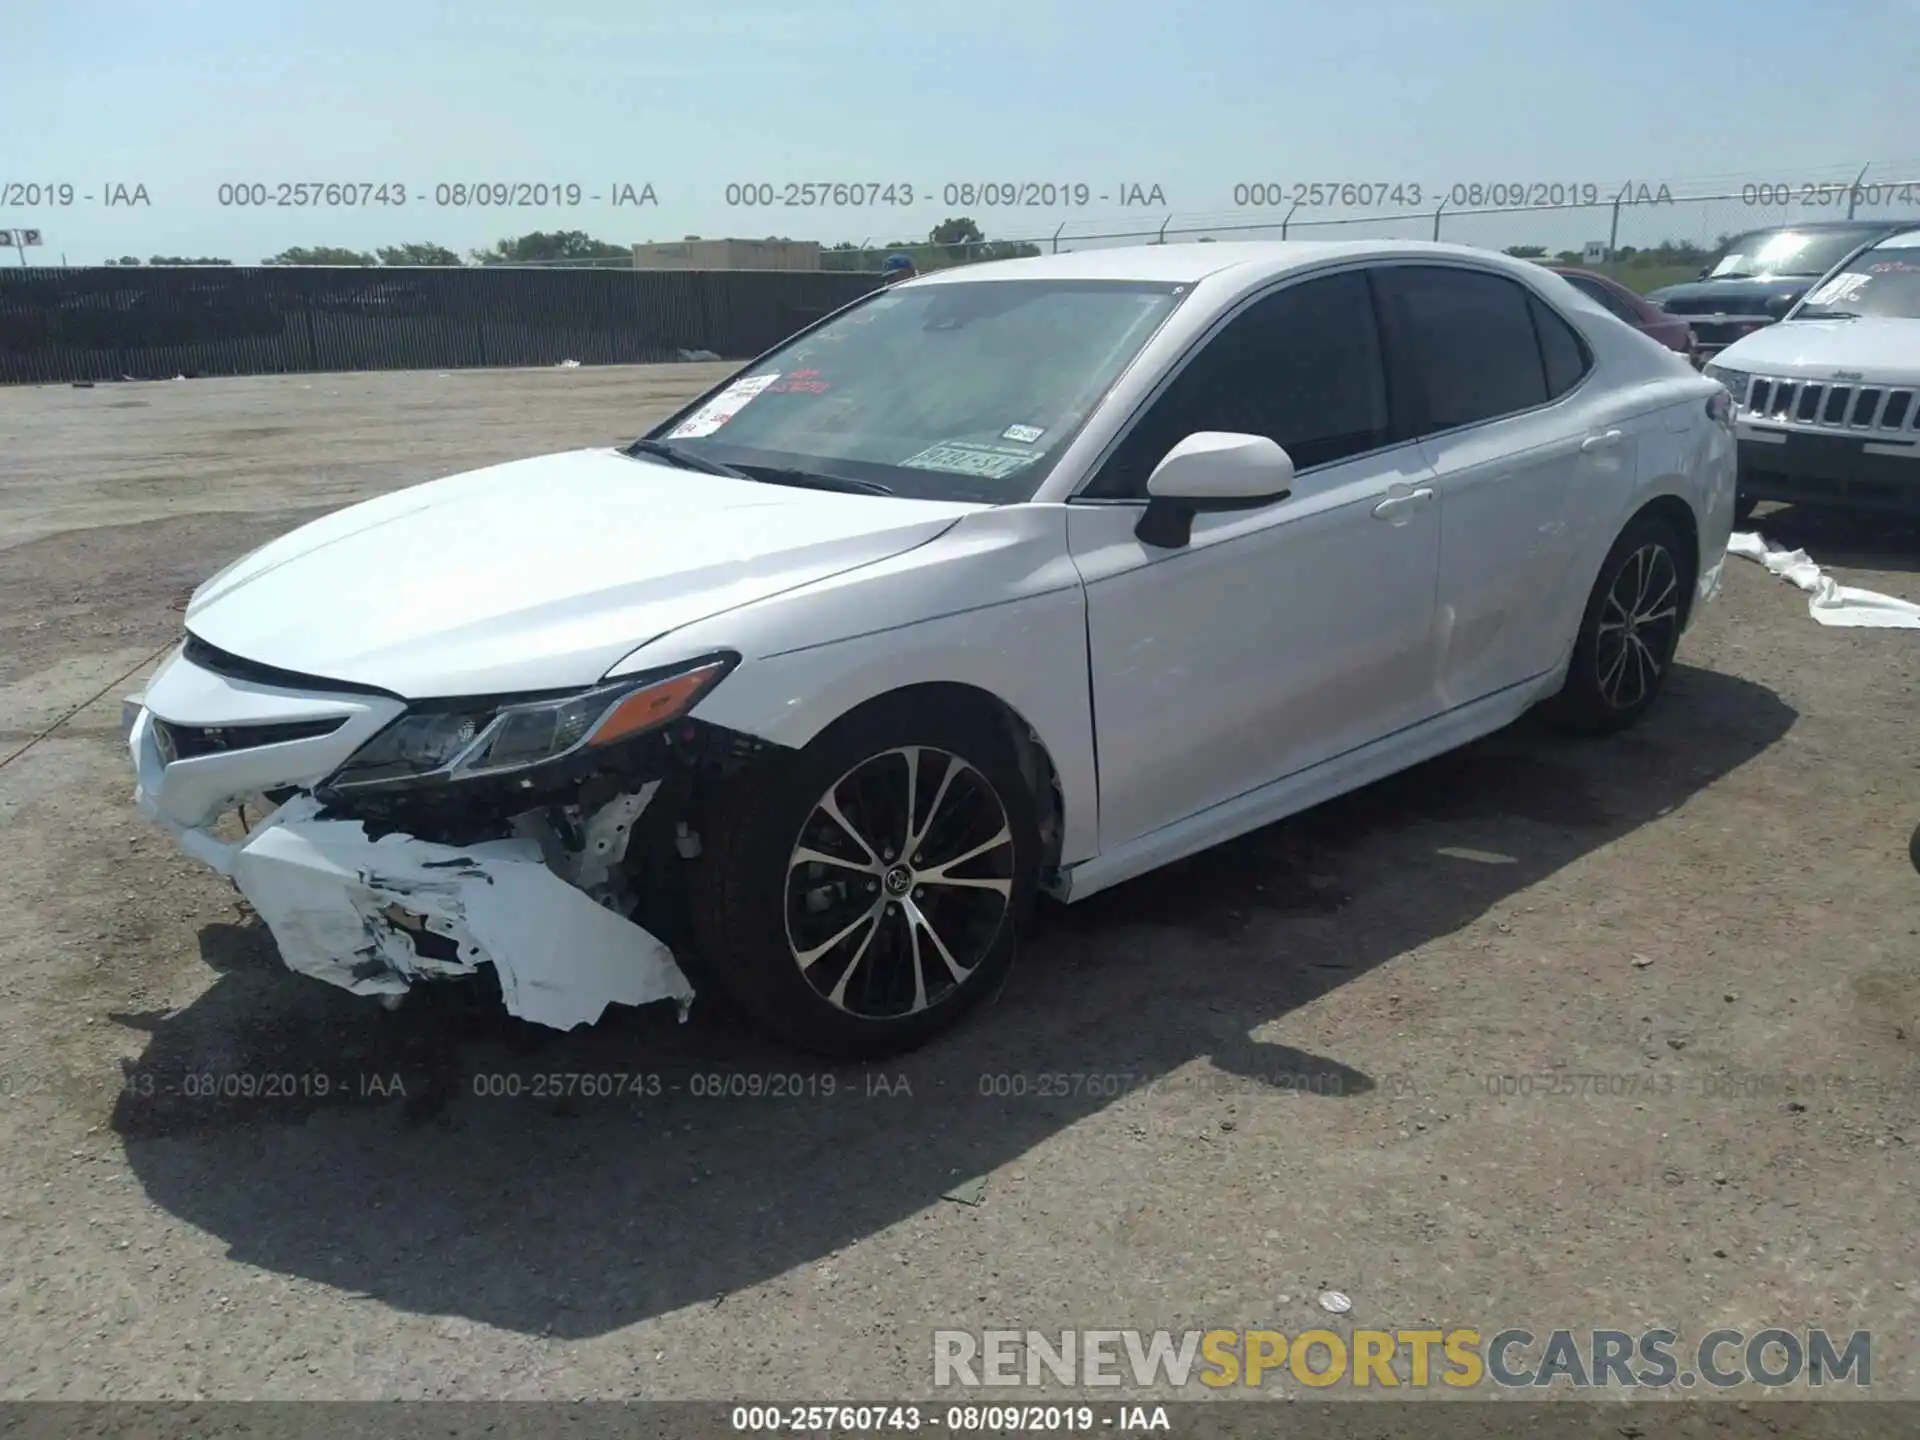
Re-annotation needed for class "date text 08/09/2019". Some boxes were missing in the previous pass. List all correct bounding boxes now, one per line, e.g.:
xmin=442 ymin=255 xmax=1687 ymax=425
xmin=1227 ymin=181 xmax=1681 ymax=210
xmin=0 ymin=182 xmax=668 ymax=209
xmin=212 ymin=182 xmax=659 ymax=208
xmin=722 ymin=183 xmax=1168 ymax=208
xmin=729 ymin=1406 xmax=1168 ymax=1433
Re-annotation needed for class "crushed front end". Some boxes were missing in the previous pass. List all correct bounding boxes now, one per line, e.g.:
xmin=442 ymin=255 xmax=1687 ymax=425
xmin=126 ymin=635 xmax=779 ymax=1029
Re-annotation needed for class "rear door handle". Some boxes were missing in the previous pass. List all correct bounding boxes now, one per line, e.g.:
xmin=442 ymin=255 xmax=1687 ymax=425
xmin=1371 ymin=486 xmax=1434 ymax=523
xmin=1580 ymin=429 xmax=1625 ymax=453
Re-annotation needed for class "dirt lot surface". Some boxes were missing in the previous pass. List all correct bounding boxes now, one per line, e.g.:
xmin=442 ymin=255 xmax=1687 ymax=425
xmin=0 ymin=366 xmax=1916 ymax=1408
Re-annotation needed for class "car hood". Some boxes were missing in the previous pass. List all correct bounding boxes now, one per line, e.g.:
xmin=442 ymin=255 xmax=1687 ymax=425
xmin=184 ymin=448 xmax=981 ymax=698
xmin=1712 ymin=317 xmax=1920 ymax=385
xmin=1646 ymin=276 xmax=1808 ymax=314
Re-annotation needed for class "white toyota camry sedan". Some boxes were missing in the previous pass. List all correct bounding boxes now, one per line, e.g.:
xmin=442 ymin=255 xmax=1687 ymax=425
xmin=125 ymin=240 xmax=1736 ymax=1057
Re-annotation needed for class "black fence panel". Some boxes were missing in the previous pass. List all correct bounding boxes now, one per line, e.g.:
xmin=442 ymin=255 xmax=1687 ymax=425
xmin=0 ymin=266 xmax=886 ymax=385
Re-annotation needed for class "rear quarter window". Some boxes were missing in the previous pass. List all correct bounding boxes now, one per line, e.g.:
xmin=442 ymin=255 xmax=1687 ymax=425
xmin=1529 ymin=296 xmax=1592 ymax=398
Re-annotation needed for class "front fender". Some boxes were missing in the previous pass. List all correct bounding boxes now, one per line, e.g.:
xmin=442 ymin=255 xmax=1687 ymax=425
xmin=611 ymin=507 xmax=1102 ymax=867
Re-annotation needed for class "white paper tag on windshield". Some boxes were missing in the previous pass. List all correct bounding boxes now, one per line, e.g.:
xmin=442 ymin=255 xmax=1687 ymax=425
xmin=1001 ymin=423 xmax=1046 ymax=444
xmin=1806 ymin=273 xmax=1870 ymax=306
xmin=669 ymin=374 xmax=780 ymax=438
xmin=901 ymin=441 xmax=1036 ymax=480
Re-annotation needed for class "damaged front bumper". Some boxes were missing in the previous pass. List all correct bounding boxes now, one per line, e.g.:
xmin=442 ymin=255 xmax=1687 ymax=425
xmin=125 ymin=651 xmax=699 ymax=1030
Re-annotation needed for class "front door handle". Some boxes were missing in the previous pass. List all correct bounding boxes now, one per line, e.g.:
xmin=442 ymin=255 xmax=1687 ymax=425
xmin=1580 ymin=429 xmax=1625 ymax=453
xmin=1371 ymin=486 xmax=1434 ymax=523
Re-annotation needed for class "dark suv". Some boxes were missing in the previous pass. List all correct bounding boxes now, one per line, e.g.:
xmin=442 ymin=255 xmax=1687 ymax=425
xmin=1647 ymin=221 xmax=1911 ymax=361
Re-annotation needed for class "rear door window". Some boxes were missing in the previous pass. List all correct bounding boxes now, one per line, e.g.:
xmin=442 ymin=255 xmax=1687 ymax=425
xmin=1375 ymin=266 xmax=1551 ymax=434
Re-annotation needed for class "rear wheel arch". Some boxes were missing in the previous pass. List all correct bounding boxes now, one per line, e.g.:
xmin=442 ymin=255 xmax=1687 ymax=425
xmin=1545 ymin=502 xmax=1693 ymax=733
xmin=1627 ymin=493 xmax=1700 ymax=629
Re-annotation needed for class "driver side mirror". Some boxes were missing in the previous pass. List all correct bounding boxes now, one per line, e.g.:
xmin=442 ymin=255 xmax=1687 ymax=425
xmin=1135 ymin=432 xmax=1295 ymax=548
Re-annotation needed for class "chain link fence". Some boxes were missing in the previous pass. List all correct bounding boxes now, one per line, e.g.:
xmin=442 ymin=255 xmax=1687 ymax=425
xmin=817 ymin=175 xmax=1920 ymax=295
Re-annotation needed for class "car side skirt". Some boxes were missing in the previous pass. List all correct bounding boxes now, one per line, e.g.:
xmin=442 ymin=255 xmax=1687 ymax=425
xmin=1049 ymin=669 xmax=1558 ymax=903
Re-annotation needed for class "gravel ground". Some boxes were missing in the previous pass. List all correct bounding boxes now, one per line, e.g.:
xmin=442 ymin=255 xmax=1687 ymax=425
xmin=0 ymin=366 xmax=1916 ymax=1407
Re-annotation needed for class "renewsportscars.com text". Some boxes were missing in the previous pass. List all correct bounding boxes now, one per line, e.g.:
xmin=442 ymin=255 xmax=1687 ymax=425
xmin=932 ymin=1327 xmax=1871 ymax=1390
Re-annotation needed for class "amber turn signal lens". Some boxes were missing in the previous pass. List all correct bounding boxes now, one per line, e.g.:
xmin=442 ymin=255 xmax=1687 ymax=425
xmin=586 ymin=661 xmax=730 ymax=748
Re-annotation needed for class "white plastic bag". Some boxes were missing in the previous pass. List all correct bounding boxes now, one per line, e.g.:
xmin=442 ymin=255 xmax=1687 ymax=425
xmin=1727 ymin=531 xmax=1920 ymax=629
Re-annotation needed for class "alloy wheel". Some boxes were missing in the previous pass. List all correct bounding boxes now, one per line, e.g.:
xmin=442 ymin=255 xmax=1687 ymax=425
xmin=783 ymin=745 xmax=1015 ymax=1020
xmin=1595 ymin=542 xmax=1680 ymax=710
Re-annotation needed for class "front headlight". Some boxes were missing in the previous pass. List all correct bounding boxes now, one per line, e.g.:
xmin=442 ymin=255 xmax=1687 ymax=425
xmin=326 ymin=654 xmax=735 ymax=792
xmin=1703 ymin=366 xmax=1750 ymax=406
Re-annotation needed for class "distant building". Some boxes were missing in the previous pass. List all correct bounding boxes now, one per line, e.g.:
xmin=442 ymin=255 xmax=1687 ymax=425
xmin=630 ymin=238 xmax=823 ymax=270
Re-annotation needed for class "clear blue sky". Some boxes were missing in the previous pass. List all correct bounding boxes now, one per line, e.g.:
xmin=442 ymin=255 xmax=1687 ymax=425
xmin=3 ymin=0 xmax=1918 ymax=263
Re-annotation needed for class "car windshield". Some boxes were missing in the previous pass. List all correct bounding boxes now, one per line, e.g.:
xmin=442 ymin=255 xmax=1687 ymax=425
xmin=642 ymin=278 xmax=1188 ymax=504
xmin=1704 ymin=228 xmax=1886 ymax=280
xmin=1790 ymin=230 xmax=1920 ymax=319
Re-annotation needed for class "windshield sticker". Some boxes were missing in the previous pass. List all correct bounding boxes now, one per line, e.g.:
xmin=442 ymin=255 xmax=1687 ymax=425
xmin=1001 ymin=423 xmax=1046 ymax=443
xmin=1806 ymin=273 xmax=1871 ymax=306
xmin=668 ymin=374 xmax=780 ymax=437
xmin=765 ymin=368 xmax=831 ymax=395
xmin=901 ymin=441 xmax=1039 ymax=480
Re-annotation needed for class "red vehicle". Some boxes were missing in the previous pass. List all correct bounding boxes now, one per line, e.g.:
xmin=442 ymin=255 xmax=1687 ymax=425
xmin=1550 ymin=267 xmax=1699 ymax=361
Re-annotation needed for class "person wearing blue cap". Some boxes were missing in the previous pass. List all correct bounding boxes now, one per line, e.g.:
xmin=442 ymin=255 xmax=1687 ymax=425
xmin=881 ymin=252 xmax=917 ymax=283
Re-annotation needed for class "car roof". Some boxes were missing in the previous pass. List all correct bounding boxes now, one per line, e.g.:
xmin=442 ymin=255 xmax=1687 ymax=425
xmin=1550 ymin=266 xmax=1621 ymax=284
xmin=1724 ymin=219 xmax=1905 ymax=237
xmin=906 ymin=239 xmax=1549 ymax=288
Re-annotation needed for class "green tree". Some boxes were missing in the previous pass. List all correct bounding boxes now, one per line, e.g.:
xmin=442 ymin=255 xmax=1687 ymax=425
xmin=376 ymin=242 xmax=463 ymax=266
xmin=1626 ymin=237 xmax=1712 ymax=269
xmin=109 ymin=255 xmax=141 ymax=265
xmin=930 ymin=216 xmax=985 ymax=262
xmin=824 ymin=224 xmax=1041 ymax=274
xmin=263 ymin=245 xmax=377 ymax=265
xmin=148 ymin=255 xmax=232 ymax=265
xmin=1503 ymin=245 xmax=1547 ymax=259
xmin=1554 ymin=249 xmax=1584 ymax=264
xmin=470 ymin=230 xmax=629 ymax=265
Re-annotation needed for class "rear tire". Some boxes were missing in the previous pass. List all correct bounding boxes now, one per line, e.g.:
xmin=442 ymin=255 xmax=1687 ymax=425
xmin=688 ymin=698 xmax=1039 ymax=1059
xmin=1543 ymin=512 xmax=1691 ymax=734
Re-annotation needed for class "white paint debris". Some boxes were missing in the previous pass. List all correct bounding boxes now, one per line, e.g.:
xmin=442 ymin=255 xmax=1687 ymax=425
xmin=1317 ymin=1290 xmax=1352 ymax=1314
xmin=1727 ymin=531 xmax=1920 ymax=629
xmin=555 ymin=358 xmax=581 ymax=368
xmin=223 ymin=794 xmax=694 ymax=1030
xmin=1435 ymin=846 xmax=1517 ymax=865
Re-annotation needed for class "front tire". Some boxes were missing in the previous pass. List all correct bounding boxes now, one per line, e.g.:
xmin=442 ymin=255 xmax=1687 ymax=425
xmin=1544 ymin=512 xmax=1690 ymax=734
xmin=689 ymin=698 xmax=1039 ymax=1059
